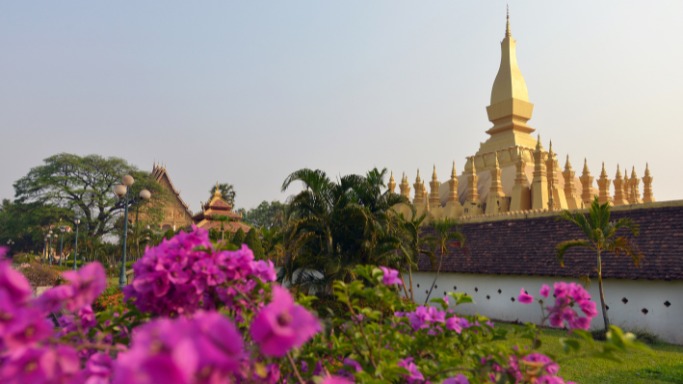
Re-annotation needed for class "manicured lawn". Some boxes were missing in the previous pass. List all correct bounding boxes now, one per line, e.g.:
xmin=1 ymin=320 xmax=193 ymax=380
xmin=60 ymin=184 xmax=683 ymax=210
xmin=496 ymin=323 xmax=683 ymax=383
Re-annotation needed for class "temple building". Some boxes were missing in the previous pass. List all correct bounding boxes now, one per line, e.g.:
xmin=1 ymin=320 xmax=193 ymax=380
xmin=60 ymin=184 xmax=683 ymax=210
xmin=193 ymin=185 xmax=252 ymax=234
xmin=151 ymin=163 xmax=194 ymax=231
xmin=150 ymin=164 xmax=250 ymax=234
xmin=390 ymin=12 xmax=654 ymax=221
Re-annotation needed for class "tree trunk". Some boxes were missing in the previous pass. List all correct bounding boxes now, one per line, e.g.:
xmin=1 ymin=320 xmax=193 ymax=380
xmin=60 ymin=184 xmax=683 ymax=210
xmin=597 ymin=250 xmax=610 ymax=332
xmin=424 ymin=250 xmax=444 ymax=304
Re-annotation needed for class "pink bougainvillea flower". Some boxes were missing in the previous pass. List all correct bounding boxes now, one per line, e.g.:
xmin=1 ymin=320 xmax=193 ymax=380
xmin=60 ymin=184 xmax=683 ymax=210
xmin=398 ymin=357 xmax=424 ymax=383
xmin=379 ymin=266 xmax=402 ymax=286
xmin=540 ymin=284 xmax=550 ymax=298
xmin=0 ymin=258 xmax=32 ymax=306
xmin=321 ymin=375 xmax=355 ymax=384
xmin=443 ymin=374 xmax=470 ymax=384
xmin=518 ymin=288 xmax=534 ymax=304
xmin=113 ymin=312 xmax=244 ymax=384
xmin=62 ymin=262 xmax=107 ymax=311
xmin=250 ymin=285 xmax=321 ymax=357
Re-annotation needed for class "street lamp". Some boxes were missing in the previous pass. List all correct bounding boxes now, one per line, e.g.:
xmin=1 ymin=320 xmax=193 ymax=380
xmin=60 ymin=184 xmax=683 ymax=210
xmin=73 ymin=218 xmax=80 ymax=271
xmin=5 ymin=239 xmax=14 ymax=258
xmin=114 ymin=175 xmax=151 ymax=289
xmin=58 ymin=226 xmax=66 ymax=266
xmin=48 ymin=230 xmax=54 ymax=265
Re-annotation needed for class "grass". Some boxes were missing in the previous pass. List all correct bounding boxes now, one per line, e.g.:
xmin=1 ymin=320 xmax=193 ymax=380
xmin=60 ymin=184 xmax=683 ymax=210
xmin=496 ymin=323 xmax=683 ymax=383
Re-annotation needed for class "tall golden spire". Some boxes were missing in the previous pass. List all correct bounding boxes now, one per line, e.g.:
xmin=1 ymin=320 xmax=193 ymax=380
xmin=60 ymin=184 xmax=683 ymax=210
xmin=486 ymin=8 xmax=534 ymax=137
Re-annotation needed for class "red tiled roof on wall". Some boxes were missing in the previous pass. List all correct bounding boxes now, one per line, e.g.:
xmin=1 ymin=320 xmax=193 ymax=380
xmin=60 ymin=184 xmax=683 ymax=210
xmin=417 ymin=202 xmax=683 ymax=280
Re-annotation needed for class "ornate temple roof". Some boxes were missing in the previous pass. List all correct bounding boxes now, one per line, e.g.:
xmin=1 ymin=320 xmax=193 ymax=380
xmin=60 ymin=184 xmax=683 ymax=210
xmin=151 ymin=163 xmax=194 ymax=219
xmin=193 ymin=185 xmax=251 ymax=233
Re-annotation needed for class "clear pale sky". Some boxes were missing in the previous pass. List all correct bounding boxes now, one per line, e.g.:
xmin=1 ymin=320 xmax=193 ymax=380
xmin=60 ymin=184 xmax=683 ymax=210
xmin=1 ymin=1 xmax=681 ymax=212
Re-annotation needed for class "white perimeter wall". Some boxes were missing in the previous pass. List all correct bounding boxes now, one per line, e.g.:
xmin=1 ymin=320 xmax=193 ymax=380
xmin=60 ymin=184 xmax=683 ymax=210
xmin=410 ymin=272 xmax=683 ymax=345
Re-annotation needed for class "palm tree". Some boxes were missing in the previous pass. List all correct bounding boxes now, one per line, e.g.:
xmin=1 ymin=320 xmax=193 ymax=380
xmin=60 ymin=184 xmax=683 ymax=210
xmin=556 ymin=197 xmax=642 ymax=332
xmin=424 ymin=218 xmax=465 ymax=304
xmin=280 ymin=167 xmax=407 ymax=293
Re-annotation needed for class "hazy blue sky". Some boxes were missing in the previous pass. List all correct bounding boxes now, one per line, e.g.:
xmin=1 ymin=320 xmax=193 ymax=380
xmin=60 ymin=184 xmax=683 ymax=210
xmin=1 ymin=1 xmax=681 ymax=211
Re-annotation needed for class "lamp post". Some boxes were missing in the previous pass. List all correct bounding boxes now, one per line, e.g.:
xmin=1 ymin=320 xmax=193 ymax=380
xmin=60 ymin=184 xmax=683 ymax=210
xmin=5 ymin=239 xmax=14 ymax=258
xmin=48 ymin=230 xmax=54 ymax=265
xmin=58 ymin=226 xmax=66 ymax=266
xmin=73 ymin=218 xmax=80 ymax=270
xmin=114 ymin=175 xmax=151 ymax=289
xmin=44 ymin=235 xmax=49 ymax=263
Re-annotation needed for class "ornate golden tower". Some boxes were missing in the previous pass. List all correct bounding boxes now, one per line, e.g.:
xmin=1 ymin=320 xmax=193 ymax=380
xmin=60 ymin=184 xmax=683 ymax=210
xmin=478 ymin=8 xmax=537 ymax=156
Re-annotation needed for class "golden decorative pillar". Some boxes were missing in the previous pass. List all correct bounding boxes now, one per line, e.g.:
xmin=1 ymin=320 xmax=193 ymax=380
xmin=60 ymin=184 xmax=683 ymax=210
xmin=597 ymin=162 xmax=611 ymax=205
xmin=642 ymin=164 xmax=654 ymax=203
xmin=444 ymin=161 xmax=463 ymax=218
xmin=486 ymin=154 xmax=506 ymax=215
xmin=429 ymin=166 xmax=441 ymax=208
xmin=563 ymin=155 xmax=581 ymax=210
xmin=510 ymin=149 xmax=530 ymax=211
xmin=413 ymin=170 xmax=424 ymax=206
xmin=579 ymin=159 xmax=594 ymax=207
xmin=399 ymin=173 xmax=411 ymax=199
xmin=448 ymin=161 xmax=459 ymax=203
xmin=545 ymin=142 xmax=567 ymax=211
xmin=388 ymin=172 xmax=396 ymax=194
xmin=612 ymin=165 xmax=628 ymax=206
xmin=531 ymin=137 xmax=549 ymax=210
xmin=629 ymin=167 xmax=642 ymax=204
xmin=465 ymin=157 xmax=479 ymax=204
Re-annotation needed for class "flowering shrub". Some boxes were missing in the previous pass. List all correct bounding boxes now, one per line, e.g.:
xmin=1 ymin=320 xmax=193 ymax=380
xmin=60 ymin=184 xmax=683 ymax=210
xmin=518 ymin=283 xmax=598 ymax=330
xmin=0 ymin=231 xmax=644 ymax=383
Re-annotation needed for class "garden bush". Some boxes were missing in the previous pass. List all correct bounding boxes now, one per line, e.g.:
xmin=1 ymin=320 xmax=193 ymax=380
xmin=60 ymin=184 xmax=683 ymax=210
xmin=0 ymin=228 xmax=645 ymax=383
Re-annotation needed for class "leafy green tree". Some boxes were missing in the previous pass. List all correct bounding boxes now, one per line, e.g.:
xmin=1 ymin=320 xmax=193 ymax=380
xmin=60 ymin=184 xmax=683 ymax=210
xmin=557 ymin=197 xmax=642 ymax=332
xmin=243 ymin=201 xmax=286 ymax=229
xmin=209 ymin=183 xmax=236 ymax=206
xmin=244 ymin=228 xmax=265 ymax=259
xmin=14 ymin=153 xmax=165 ymax=240
xmin=280 ymin=167 xmax=407 ymax=292
xmin=231 ymin=228 xmax=246 ymax=247
xmin=0 ymin=199 xmax=72 ymax=255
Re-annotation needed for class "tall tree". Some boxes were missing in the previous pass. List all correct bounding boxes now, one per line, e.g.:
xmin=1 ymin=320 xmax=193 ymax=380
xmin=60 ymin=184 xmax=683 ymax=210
xmin=280 ymin=167 xmax=407 ymax=292
xmin=13 ymin=153 xmax=165 ymax=240
xmin=243 ymin=200 xmax=286 ymax=229
xmin=0 ymin=199 xmax=72 ymax=255
xmin=244 ymin=228 xmax=265 ymax=259
xmin=556 ymin=197 xmax=642 ymax=332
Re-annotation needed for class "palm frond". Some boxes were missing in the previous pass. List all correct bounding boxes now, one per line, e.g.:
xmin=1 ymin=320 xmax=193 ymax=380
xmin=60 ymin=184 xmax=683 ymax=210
xmin=556 ymin=239 xmax=591 ymax=266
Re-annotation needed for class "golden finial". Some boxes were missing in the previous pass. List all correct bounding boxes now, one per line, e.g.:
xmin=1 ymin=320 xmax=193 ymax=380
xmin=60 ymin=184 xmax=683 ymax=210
xmin=213 ymin=182 xmax=222 ymax=198
xmin=564 ymin=155 xmax=572 ymax=171
xmin=415 ymin=169 xmax=422 ymax=183
xmin=535 ymin=134 xmax=543 ymax=151
xmin=506 ymin=5 xmax=511 ymax=37
xmin=451 ymin=161 xmax=457 ymax=179
xmin=432 ymin=165 xmax=438 ymax=181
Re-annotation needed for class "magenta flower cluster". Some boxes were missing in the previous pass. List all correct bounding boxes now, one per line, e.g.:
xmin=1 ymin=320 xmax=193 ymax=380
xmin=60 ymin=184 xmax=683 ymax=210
xmin=113 ymin=311 xmax=244 ymax=383
xmin=0 ymin=253 xmax=107 ymax=383
xmin=124 ymin=227 xmax=276 ymax=317
xmin=518 ymin=283 xmax=598 ymax=330
xmin=396 ymin=300 xmax=472 ymax=334
xmin=491 ymin=352 xmax=575 ymax=384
